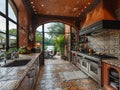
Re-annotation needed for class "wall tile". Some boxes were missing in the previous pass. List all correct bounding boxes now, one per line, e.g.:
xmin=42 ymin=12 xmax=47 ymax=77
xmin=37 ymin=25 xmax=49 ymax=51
xmin=88 ymin=30 xmax=120 ymax=58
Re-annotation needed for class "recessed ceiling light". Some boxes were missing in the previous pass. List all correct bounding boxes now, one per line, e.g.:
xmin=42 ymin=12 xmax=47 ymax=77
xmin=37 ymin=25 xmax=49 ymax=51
xmin=72 ymin=8 xmax=78 ymax=12
xmin=41 ymin=4 xmax=44 ymax=7
xmin=84 ymin=6 xmax=87 ymax=9
xmin=73 ymin=8 xmax=77 ymax=10
xmin=88 ymin=2 xmax=91 ymax=5
xmin=34 ymin=9 xmax=36 ymax=11
xmin=32 ymin=6 xmax=35 ymax=8
xmin=30 ymin=2 xmax=34 ymax=4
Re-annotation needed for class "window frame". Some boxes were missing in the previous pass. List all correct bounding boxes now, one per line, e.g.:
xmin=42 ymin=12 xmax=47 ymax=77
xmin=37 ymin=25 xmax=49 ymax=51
xmin=0 ymin=0 xmax=18 ymax=51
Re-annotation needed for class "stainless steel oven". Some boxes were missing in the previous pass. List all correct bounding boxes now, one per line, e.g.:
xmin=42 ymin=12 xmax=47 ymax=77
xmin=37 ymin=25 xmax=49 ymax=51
xmin=81 ymin=59 xmax=89 ymax=73
xmin=77 ymin=52 xmax=118 ymax=86
xmin=81 ymin=58 xmax=101 ymax=84
xmin=89 ymin=61 xmax=101 ymax=83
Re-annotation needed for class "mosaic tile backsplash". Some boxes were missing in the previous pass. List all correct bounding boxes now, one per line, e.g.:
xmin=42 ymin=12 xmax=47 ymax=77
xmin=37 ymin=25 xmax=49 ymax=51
xmin=88 ymin=30 xmax=120 ymax=58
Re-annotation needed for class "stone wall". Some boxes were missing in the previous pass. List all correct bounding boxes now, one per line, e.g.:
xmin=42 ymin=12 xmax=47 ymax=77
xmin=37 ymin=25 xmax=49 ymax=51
xmin=88 ymin=30 xmax=120 ymax=58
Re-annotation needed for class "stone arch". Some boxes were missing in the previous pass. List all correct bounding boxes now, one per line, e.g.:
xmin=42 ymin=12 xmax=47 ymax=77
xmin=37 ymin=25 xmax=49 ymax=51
xmin=34 ymin=20 xmax=78 ymax=31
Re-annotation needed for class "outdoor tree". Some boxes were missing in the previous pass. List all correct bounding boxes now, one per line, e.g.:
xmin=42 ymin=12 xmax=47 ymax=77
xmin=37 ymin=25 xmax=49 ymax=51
xmin=47 ymin=23 xmax=65 ymax=56
xmin=9 ymin=28 xmax=17 ymax=35
xmin=35 ymin=31 xmax=42 ymax=43
xmin=47 ymin=23 xmax=65 ymax=38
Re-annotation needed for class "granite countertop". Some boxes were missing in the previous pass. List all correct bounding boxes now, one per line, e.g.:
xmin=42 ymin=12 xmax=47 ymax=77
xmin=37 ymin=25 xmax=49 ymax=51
xmin=0 ymin=53 xmax=40 ymax=90
xmin=102 ymin=59 xmax=120 ymax=68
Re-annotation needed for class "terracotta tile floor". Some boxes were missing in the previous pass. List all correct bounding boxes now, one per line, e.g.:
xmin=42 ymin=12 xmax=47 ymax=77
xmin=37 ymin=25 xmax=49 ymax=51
xmin=34 ymin=56 xmax=101 ymax=90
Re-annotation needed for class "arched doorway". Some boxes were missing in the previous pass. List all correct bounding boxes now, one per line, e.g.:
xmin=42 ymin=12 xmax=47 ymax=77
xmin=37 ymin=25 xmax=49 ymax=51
xmin=35 ymin=22 xmax=72 ymax=64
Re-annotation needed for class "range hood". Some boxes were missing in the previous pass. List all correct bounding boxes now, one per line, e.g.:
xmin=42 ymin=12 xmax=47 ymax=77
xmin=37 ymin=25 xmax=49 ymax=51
xmin=80 ymin=20 xmax=120 ymax=36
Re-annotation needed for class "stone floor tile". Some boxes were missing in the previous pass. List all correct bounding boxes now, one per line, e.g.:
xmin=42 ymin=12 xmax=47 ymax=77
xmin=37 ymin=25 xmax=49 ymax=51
xmin=34 ymin=55 xmax=101 ymax=90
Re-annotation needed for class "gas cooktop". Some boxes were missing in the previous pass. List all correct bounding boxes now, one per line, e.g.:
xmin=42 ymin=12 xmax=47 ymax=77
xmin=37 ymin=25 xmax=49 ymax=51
xmin=91 ymin=54 xmax=118 ymax=59
xmin=78 ymin=52 xmax=118 ymax=64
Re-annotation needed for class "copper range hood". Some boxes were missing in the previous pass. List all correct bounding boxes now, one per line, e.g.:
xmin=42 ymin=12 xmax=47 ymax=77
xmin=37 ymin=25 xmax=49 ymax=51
xmin=80 ymin=0 xmax=120 ymax=35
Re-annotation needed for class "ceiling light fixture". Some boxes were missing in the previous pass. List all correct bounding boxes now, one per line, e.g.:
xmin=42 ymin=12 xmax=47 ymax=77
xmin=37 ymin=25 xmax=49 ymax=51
xmin=30 ymin=2 xmax=34 ymax=4
xmin=41 ymin=4 xmax=44 ymax=7
xmin=88 ymin=2 xmax=91 ymax=5
xmin=32 ymin=6 xmax=35 ymax=8
xmin=34 ymin=9 xmax=36 ymax=11
xmin=84 ymin=6 xmax=87 ymax=9
xmin=72 ymin=8 xmax=78 ymax=12
xmin=73 ymin=8 xmax=77 ymax=10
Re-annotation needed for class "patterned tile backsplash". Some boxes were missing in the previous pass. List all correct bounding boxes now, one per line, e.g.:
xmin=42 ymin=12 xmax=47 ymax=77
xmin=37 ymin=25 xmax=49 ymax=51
xmin=88 ymin=30 xmax=120 ymax=58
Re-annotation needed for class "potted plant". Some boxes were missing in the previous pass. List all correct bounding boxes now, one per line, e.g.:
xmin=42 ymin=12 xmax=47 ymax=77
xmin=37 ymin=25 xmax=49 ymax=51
xmin=19 ymin=46 xmax=31 ymax=54
xmin=5 ymin=50 xmax=12 ymax=59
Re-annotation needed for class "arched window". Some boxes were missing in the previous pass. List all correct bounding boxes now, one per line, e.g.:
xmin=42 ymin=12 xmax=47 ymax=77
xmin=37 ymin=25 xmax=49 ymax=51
xmin=0 ymin=0 xmax=6 ymax=14
xmin=0 ymin=0 xmax=18 ymax=51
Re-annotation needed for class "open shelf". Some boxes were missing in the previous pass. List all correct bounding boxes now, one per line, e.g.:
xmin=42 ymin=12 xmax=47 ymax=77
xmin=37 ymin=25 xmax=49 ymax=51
xmin=109 ymin=68 xmax=119 ymax=90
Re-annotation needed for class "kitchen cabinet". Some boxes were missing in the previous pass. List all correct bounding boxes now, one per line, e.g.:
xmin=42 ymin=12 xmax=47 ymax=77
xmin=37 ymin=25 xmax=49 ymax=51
xmin=102 ymin=62 xmax=120 ymax=90
xmin=17 ymin=57 xmax=40 ymax=90
xmin=17 ymin=74 xmax=31 ymax=90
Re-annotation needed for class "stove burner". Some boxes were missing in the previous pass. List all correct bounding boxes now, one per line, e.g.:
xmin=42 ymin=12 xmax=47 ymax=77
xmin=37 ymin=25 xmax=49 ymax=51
xmin=91 ymin=54 xmax=118 ymax=59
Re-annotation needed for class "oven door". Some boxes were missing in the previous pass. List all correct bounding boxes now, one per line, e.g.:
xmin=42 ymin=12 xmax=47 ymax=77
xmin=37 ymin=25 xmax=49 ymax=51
xmin=76 ymin=56 xmax=82 ymax=68
xmin=81 ymin=59 xmax=89 ymax=73
xmin=89 ymin=61 xmax=101 ymax=82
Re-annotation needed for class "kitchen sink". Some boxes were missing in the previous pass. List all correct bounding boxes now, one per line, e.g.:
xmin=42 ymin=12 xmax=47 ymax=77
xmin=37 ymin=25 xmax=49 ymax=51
xmin=3 ymin=59 xmax=31 ymax=67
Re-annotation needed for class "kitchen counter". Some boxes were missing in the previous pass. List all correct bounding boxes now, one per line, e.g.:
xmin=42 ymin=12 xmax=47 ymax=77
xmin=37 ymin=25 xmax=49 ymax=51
xmin=102 ymin=59 xmax=120 ymax=68
xmin=0 ymin=53 xmax=40 ymax=90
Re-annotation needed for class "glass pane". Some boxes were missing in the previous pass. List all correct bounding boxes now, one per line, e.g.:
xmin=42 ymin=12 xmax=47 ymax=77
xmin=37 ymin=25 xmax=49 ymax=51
xmin=9 ymin=35 xmax=17 ymax=47
xmin=82 ymin=61 xmax=87 ymax=67
xmin=0 ymin=0 xmax=6 ymax=14
xmin=0 ymin=33 xmax=6 ymax=49
xmin=90 ymin=65 xmax=98 ymax=74
xmin=9 ymin=21 xmax=17 ymax=35
xmin=36 ymin=32 xmax=42 ymax=42
xmin=8 ymin=3 xmax=17 ymax=22
xmin=36 ymin=26 xmax=42 ymax=32
xmin=45 ymin=22 xmax=65 ymax=33
xmin=0 ymin=16 xmax=6 ymax=33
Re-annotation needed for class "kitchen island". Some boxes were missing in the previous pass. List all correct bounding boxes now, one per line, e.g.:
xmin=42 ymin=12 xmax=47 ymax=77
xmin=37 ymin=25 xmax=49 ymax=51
xmin=0 ymin=53 xmax=41 ymax=90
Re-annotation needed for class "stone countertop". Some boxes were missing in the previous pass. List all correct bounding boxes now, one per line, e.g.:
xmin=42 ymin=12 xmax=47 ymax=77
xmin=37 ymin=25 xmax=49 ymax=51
xmin=102 ymin=59 xmax=120 ymax=68
xmin=0 ymin=53 xmax=40 ymax=90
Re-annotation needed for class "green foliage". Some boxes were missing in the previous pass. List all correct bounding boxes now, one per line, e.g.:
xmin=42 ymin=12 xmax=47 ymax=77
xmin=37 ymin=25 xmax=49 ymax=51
xmin=53 ymin=35 xmax=65 ymax=55
xmin=5 ymin=49 xmax=13 ymax=54
xmin=47 ymin=23 xmax=65 ymax=38
xmin=44 ymin=45 xmax=48 ymax=50
xmin=18 ymin=46 xmax=31 ymax=54
xmin=9 ymin=28 xmax=17 ymax=35
xmin=35 ymin=31 xmax=42 ymax=42
xmin=44 ymin=38 xmax=54 ymax=45
xmin=47 ymin=23 xmax=65 ymax=54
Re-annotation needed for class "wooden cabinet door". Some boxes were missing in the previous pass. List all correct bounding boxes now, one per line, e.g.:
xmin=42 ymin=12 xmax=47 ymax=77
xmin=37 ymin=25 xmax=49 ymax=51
xmin=17 ymin=75 xmax=31 ymax=90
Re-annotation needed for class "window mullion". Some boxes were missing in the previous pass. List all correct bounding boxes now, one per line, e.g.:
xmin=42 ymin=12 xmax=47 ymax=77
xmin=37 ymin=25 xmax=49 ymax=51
xmin=6 ymin=0 xmax=9 ymax=50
